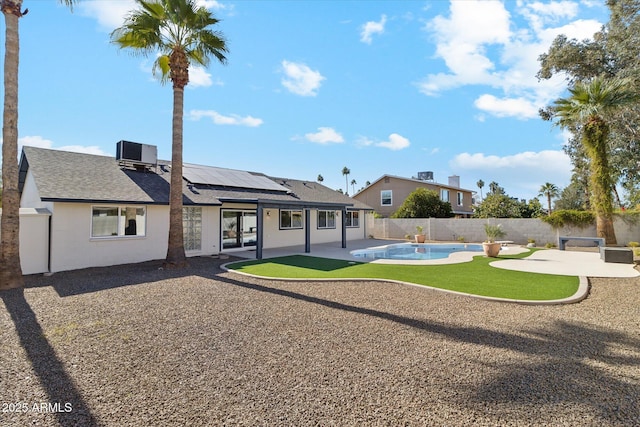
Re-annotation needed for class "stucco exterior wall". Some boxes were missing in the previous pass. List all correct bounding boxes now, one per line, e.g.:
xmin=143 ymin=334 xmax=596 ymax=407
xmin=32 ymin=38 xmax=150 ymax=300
xmin=0 ymin=208 xmax=51 ymax=275
xmin=20 ymin=169 xmax=44 ymax=208
xmin=49 ymin=203 xmax=169 ymax=272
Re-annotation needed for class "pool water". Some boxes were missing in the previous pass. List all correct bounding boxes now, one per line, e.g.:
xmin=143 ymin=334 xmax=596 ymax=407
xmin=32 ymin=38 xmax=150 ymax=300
xmin=350 ymin=243 xmax=483 ymax=261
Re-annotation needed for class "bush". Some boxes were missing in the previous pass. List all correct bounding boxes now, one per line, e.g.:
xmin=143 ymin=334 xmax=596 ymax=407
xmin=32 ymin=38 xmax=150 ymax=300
xmin=628 ymin=241 xmax=639 ymax=248
xmin=391 ymin=188 xmax=454 ymax=218
xmin=540 ymin=210 xmax=595 ymax=229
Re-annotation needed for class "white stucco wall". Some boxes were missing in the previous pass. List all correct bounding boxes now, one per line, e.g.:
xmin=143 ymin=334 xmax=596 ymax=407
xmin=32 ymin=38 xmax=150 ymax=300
xmin=20 ymin=169 xmax=44 ymax=208
xmin=0 ymin=208 xmax=51 ymax=275
xmin=49 ymin=203 xmax=169 ymax=272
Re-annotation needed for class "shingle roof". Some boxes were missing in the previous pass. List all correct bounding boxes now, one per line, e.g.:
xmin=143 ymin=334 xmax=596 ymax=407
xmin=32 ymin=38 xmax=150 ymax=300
xmin=20 ymin=147 xmax=373 ymax=210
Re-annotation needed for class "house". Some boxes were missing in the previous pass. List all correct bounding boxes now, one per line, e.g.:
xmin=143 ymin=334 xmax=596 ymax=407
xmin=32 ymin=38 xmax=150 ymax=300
xmin=17 ymin=143 xmax=373 ymax=273
xmin=352 ymin=172 xmax=474 ymax=218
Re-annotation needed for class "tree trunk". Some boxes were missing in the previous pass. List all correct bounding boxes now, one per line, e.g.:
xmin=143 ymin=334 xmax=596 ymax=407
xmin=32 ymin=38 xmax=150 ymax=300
xmin=584 ymin=120 xmax=617 ymax=245
xmin=1 ymin=4 xmax=25 ymax=290
xmin=164 ymin=84 xmax=187 ymax=267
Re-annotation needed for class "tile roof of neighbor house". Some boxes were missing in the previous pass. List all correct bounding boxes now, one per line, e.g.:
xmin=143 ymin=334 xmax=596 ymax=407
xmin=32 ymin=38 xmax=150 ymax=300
xmin=20 ymin=146 xmax=372 ymax=210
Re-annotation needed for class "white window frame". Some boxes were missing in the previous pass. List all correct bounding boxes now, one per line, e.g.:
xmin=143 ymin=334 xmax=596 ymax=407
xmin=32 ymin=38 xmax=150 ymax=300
xmin=91 ymin=205 xmax=146 ymax=238
xmin=280 ymin=209 xmax=303 ymax=230
xmin=317 ymin=210 xmax=336 ymax=229
xmin=440 ymin=189 xmax=450 ymax=202
xmin=457 ymin=191 xmax=464 ymax=206
xmin=346 ymin=211 xmax=360 ymax=228
xmin=381 ymin=190 xmax=392 ymax=206
xmin=183 ymin=206 xmax=202 ymax=252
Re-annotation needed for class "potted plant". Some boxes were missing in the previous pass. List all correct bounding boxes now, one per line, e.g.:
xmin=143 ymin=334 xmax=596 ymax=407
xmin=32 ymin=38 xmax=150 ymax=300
xmin=483 ymin=224 xmax=506 ymax=257
xmin=527 ymin=238 xmax=536 ymax=248
xmin=415 ymin=225 xmax=426 ymax=243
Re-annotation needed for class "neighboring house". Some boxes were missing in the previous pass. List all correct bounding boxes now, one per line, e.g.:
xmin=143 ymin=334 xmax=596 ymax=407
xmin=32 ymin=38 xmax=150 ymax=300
xmin=18 ymin=144 xmax=372 ymax=273
xmin=352 ymin=173 xmax=474 ymax=218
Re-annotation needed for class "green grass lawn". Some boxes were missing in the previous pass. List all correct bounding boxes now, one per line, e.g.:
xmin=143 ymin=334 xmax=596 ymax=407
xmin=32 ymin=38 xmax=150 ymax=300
xmin=227 ymin=249 xmax=580 ymax=301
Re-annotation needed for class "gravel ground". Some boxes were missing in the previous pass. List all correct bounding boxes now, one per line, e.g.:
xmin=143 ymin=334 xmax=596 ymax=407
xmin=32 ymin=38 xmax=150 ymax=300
xmin=1 ymin=256 xmax=639 ymax=426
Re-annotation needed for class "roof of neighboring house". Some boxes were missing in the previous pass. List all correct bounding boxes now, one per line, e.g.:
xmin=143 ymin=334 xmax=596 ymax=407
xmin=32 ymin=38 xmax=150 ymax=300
xmin=352 ymin=174 xmax=475 ymax=197
xmin=19 ymin=146 xmax=372 ymax=210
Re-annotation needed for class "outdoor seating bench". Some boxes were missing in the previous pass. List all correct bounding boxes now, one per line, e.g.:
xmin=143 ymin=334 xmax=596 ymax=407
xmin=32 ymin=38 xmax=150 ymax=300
xmin=496 ymin=240 xmax=514 ymax=247
xmin=558 ymin=236 xmax=605 ymax=251
xmin=599 ymin=246 xmax=634 ymax=264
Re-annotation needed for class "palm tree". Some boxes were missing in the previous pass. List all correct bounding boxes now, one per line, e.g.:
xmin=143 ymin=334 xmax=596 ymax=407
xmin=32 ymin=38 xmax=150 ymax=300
xmin=317 ymin=174 xmax=323 ymax=183
xmin=350 ymin=179 xmax=357 ymax=195
xmin=112 ymin=0 xmax=228 ymax=267
xmin=476 ymin=179 xmax=485 ymax=200
xmin=1 ymin=1 xmax=78 ymax=290
xmin=341 ymin=167 xmax=350 ymax=196
xmin=538 ymin=182 xmax=559 ymax=215
xmin=551 ymin=76 xmax=638 ymax=245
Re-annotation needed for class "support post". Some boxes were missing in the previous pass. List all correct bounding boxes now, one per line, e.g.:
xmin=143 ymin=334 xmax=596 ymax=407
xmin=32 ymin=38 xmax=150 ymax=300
xmin=305 ymin=209 xmax=311 ymax=253
xmin=256 ymin=204 xmax=264 ymax=259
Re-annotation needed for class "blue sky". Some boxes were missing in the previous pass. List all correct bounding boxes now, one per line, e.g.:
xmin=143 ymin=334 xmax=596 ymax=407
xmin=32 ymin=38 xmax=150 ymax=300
xmin=2 ymin=0 xmax=607 ymax=201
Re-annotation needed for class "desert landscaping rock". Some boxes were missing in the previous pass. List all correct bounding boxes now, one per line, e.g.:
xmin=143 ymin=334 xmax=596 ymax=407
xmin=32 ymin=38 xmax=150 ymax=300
xmin=1 ymin=256 xmax=638 ymax=426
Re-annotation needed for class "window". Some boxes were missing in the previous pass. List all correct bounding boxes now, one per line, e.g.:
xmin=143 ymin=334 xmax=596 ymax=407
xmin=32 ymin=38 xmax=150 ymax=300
xmin=440 ymin=189 xmax=450 ymax=202
xmin=91 ymin=206 xmax=146 ymax=238
xmin=317 ymin=210 xmax=336 ymax=229
xmin=381 ymin=190 xmax=392 ymax=206
xmin=346 ymin=211 xmax=360 ymax=228
xmin=457 ymin=192 xmax=464 ymax=206
xmin=183 ymin=207 xmax=202 ymax=251
xmin=280 ymin=209 xmax=303 ymax=229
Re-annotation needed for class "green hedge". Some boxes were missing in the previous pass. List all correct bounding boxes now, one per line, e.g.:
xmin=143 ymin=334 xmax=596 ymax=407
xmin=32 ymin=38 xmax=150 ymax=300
xmin=541 ymin=210 xmax=595 ymax=229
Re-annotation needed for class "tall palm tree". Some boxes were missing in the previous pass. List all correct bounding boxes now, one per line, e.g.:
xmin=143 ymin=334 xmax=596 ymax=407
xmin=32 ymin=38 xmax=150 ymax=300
xmin=112 ymin=0 xmax=227 ymax=267
xmin=350 ymin=179 xmax=357 ymax=195
xmin=1 ymin=0 xmax=78 ymax=290
xmin=551 ymin=77 xmax=637 ymax=245
xmin=476 ymin=179 xmax=485 ymax=200
xmin=538 ymin=182 xmax=559 ymax=215
xmin=341 ymin=166 xmax=350 ymax=196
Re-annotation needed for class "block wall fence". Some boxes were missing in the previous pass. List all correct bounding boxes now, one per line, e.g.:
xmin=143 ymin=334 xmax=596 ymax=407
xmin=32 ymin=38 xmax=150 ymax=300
xmin=371 ymin=217 xmax=640 ymax=247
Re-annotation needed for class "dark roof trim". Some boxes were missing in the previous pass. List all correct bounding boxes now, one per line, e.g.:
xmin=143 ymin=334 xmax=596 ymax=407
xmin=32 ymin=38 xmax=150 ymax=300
xmin=257 ymin=199 xmax=353 ymax=210
xmin=40 ymin=198 xmax=222 ymax=206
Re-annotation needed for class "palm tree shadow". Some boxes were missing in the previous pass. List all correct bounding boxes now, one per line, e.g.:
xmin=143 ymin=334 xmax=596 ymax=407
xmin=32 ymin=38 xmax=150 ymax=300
xmin=215 ymin=274 xmax=640 ymax=423
xmin=1 ymin=289 xmax=100 ymax=426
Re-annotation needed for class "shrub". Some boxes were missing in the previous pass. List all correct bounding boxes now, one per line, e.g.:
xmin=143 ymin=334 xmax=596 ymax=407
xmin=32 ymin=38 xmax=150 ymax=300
xmin=484 ymin=224 xmax=506 ymax=243
xmin=541 ymin=210 xmax=595 ymax=229
xmin=628 ymin=241 xmax=639 ymax=248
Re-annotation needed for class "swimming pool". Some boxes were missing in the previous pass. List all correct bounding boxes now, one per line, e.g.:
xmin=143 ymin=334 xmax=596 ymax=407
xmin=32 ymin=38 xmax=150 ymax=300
xmin=350 ymin=243 xmax=484 ymax=261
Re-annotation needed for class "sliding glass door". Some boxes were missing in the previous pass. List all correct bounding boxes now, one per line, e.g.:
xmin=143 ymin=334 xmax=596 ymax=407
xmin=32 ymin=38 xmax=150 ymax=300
xmin=222 ymin=210 xmax=257 ymax=250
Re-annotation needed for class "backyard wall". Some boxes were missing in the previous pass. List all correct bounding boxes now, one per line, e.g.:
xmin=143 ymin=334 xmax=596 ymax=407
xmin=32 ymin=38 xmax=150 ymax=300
xmin=372 ymin=217 xmax=640 ymax=247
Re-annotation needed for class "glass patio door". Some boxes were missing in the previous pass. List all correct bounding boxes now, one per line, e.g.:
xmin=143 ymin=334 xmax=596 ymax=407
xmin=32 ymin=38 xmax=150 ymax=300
xmin=222 ymin=210 xmax=257 ymax=250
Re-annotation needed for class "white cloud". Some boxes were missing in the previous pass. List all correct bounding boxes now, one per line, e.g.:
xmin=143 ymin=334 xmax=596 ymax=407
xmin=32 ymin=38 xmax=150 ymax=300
xmin=4 ymin=135 xmax=109 ymax=156
xmin=79 ymin=0 xmax=228 ymax=31
xmin=78 ymin=1 xmax=135 ymax=31
xmin=188 ymin=66 xmax=215 ymax=88
xmin=450 ymin=150 xmax=572 ymax=197
xmin=474 ymin=94 xmax=539 ymax=119
xmin=188 ymin=110 xmax=263 ymax=127
xmin=418 ymin=0 xmax=603 ymax=119
xmin=376 ymin=133 xmax=411 ymax=151
xmin=304 ymin=127 xmax=344 ymax=144
xmin=281 ymin=60 xmax=325 ymax=97
xmin=360 ymin=15 xmax=387 ymax=44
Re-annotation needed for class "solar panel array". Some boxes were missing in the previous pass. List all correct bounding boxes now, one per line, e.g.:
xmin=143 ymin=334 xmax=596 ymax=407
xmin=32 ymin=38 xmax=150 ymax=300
xmin=183 ymin=163 xmax=290 ymax=193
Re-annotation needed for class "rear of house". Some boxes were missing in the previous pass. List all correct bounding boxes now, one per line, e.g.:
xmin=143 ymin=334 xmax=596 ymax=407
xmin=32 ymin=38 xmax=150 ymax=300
xmin=17 ymin=144 xmax=373 ymax=273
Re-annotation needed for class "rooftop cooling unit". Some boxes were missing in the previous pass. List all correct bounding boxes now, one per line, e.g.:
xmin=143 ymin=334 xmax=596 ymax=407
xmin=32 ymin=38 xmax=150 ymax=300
xmin=116 ymin=140 xmax=157 ymax=166
xmin=417 ymin=171 xmax=434 ymax=181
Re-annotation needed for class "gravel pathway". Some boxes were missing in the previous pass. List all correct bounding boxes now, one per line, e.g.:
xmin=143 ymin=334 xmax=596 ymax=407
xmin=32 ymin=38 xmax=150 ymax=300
xmin=1 ymin=256 xmax=639 ymax=426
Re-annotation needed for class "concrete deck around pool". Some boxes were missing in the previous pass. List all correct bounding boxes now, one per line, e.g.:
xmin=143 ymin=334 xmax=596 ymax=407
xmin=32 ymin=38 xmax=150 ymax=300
xmin=230 ymin=239 xmax=639 ymax=278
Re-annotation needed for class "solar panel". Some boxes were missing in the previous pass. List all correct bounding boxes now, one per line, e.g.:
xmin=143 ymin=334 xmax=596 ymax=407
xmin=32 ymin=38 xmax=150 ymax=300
xmin=183 ymin=163 xmax=290 ymax=192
